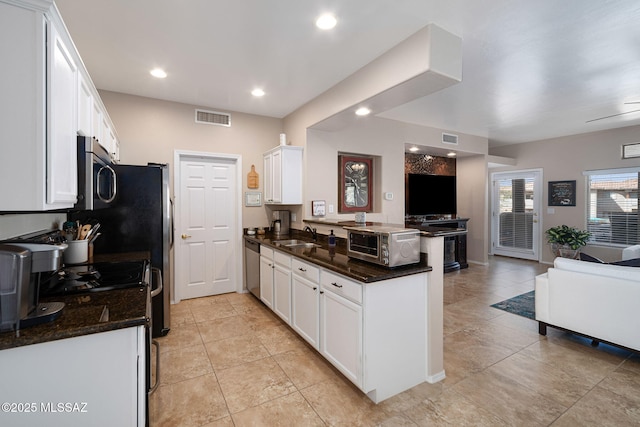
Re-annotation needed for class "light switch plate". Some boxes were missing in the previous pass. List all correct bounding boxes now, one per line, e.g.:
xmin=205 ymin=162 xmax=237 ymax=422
xmin=384 ymin=192 xmax=394 ymax=201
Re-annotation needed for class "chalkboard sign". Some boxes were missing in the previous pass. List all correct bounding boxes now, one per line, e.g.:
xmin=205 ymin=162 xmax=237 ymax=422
xmin=548 ymin=180 xmax=576 ymax=206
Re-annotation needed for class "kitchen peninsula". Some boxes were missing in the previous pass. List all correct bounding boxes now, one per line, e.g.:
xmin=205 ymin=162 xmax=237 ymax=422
xmin=245 ymin=228 xmax=445 ymax=403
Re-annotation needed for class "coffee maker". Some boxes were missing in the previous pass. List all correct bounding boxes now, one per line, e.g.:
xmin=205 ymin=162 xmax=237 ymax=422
xmin=0 ymin=244 xmax=65 ymax=336
xmin=272 ymin=210 xmax=291 ymax=237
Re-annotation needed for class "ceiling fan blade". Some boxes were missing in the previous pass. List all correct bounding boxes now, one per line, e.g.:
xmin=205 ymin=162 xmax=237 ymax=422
xmin=586 ymin=109 xmax=640 ymax=123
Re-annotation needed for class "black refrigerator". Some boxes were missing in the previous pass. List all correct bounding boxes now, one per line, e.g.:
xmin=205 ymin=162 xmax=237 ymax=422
xmin=71 ymin=163 xmax=172 ymax=337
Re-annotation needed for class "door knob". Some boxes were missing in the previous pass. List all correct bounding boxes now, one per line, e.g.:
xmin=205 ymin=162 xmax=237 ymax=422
xmin=181 ymin=234 xmax=192 ymax=239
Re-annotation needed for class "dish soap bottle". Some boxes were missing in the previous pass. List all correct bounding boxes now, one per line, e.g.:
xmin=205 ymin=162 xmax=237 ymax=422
xmin=328 ymin=229 xmax=336 ymax=247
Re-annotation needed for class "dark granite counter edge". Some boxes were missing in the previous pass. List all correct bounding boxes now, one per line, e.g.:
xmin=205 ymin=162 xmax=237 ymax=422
xmin=0 ymin=252 xmax=150 ymax=351
xmin=246 ymin=230 xmax=431 ymax=283
xmin=0 ymin=317 xmax=148 ymax=351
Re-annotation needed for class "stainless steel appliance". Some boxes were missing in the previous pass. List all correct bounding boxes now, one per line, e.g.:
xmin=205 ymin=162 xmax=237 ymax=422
xmin=344 ymin=225 xmax=420 ymax=267
xmin=71 ymin=163 xmax=172 ymax=338
xmin=75 ymin=136 xmax=117 ymax=210
xmin=0 ymin=243 xmax=65 ymax=335
xmin=244 ymin=239 xmax=260 ymax=298
xmin=272 ymin=210 xmax=290 ymax=236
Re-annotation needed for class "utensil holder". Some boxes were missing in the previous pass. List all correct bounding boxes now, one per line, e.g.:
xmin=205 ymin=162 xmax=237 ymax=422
xmin=64 ymin=240 xmax=89 ymax=264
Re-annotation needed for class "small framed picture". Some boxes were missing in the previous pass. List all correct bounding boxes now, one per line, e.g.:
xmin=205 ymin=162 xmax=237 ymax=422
xmin=245 ymin=191 xmax=262 ymax=207
xmin=312 ymin=200 xmax=326 ymax=216
xmin=548 ymin=180 xmax=576 ymax=206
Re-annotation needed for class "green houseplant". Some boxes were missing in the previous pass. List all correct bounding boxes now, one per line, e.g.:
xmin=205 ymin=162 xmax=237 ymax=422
xmin=545 ymin=224 xmax=592 ymax=258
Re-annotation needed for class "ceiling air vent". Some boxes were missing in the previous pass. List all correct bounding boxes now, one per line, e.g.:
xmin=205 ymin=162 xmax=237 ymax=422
xmin=442 ymin=132 xmax=458 ymax=145
xmin=195 ymin=109 xmax=231 ymax=127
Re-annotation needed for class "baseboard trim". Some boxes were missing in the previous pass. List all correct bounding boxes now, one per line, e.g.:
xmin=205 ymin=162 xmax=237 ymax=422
xmin=426 ymin=370 xmax=446 ymax=383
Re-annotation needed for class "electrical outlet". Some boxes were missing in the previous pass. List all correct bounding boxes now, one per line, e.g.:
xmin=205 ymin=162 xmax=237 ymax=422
xmin=328 ymin=204 xmax=334 ymax=214
xmin=291 ymin=213 xmax=297 ymax=221
xmin=384 ymin=192 xmax=394 ymax=201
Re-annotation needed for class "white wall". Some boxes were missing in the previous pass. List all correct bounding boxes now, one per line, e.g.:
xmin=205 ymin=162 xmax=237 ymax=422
xmin=457 ymin=155 xmax=489 ymax=264
xmin=99 ymin=90 xmax=284 ymax=229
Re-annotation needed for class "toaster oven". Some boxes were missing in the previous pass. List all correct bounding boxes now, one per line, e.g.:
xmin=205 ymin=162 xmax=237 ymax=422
xmin=344 ymin=226 xmax=420 ymax=267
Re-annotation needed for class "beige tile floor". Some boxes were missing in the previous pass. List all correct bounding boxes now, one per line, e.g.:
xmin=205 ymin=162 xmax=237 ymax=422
xmin=150 ymin=256 xmax=640 ymax=426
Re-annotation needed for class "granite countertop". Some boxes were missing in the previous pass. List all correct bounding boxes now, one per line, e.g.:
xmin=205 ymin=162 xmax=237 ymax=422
xmin=247 ymin=230 xmax=431 ymax=283
xmin=0 ymin=287 xmax=149 ymax=351
xmin=0 ymin=251 xmax=151 ymax=351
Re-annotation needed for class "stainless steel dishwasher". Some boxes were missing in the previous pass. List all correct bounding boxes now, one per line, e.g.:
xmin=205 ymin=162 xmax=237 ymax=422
xmin=244 ymin=239 xmax=260 ymax=298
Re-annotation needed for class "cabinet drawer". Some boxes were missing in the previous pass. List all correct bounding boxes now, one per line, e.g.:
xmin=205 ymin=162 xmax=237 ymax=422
xmin=292 ymin=259 xmax=319 ymax=283
xmin=321 ymin=270 xmax=362 ymax=305
xmin=274 ymin=250 xmax=291 ymax=268
xmin=260 ymin=246 xmax=274 ymax=260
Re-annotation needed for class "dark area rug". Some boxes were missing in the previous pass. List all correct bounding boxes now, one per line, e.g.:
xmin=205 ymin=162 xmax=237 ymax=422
xmin=491 ymin=290 xmax=535 ymax=320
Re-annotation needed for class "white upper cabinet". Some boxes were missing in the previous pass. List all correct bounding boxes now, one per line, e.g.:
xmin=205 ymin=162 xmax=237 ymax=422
xmin=0 ymin=1 xmax=77 ymax=210
xmin=47 ymin=21 xmax=78 ymax=205
xmin=263 ymin=145 xmax=303 ymax=204
xmin=0 ymin=0 xmax=119 ymax=210
xmin=77 ymin=73 xmax=93 ymax=137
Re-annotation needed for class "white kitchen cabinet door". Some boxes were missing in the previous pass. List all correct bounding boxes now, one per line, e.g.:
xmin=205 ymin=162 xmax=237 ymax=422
xmin=259 ymin=254 xmax=274 ymax=309
xmin=47 ymin=20 xmax=78 ymax=205
xmin=0 ymin=327 xmax=145 ymax=426
xmin=100 ymin=113 xmax=113 ymax=154
xmin=77 ymin=72 xmax=92 ymax=136
xmin=292 ymin=273 xmax=320 ymax=349
xmin=92 ymin=96 xmax=103 ymax=142
xmin=272 ymin=250 xmax=292 ymax=324
xmin=271 ymin=148 xmax=283 ymax=202
xmin=263 ymin=146 xmax=303 ymax=204
xmin=263 ymin=152 xmax=274 ymax=202
xmin=320 ymin=287 xmax=363 ymax=387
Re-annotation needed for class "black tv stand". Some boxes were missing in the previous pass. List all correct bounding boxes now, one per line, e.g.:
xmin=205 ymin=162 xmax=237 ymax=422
xmin=406 ymin=218 xmax=469 ymax=273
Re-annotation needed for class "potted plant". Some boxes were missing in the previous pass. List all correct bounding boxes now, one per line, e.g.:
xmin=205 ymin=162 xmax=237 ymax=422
xmin=545 ymin=224 xmax=592 ymax=259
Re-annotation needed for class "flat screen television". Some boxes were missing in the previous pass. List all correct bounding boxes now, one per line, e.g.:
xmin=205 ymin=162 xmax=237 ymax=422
xmin=406 ymin=173 xmax=457 ymax=216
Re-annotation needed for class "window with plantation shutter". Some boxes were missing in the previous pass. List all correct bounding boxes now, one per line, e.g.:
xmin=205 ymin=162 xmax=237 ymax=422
xmin=585 ymin=168 xmax=639 ymax=246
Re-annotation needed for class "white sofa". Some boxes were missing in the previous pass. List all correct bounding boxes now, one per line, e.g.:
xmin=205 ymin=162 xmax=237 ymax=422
xmin=535 ymin=257 xmax=640 ymax=351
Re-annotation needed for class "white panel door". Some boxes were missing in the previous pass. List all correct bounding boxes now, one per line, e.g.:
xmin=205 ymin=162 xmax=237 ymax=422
xmin=179 ymin=156 xmax=237 ymax=299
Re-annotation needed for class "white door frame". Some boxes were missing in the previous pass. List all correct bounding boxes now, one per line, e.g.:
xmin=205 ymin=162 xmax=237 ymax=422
xmin=490 ymin=168 xmax=543 ymax=261
xmin=173 ymin=150 xmax=243 ymax=303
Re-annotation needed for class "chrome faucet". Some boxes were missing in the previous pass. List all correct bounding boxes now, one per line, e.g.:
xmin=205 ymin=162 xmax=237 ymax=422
xmin=303 ymin=226 xmax=318 ymax=241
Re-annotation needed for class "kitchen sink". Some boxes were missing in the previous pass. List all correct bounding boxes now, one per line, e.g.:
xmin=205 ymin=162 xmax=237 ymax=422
xmin=274 ymin=239 xmax=320 ymax=248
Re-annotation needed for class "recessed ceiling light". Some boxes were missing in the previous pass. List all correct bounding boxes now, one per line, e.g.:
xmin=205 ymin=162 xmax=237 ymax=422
xmin=447 ymin=151 xmax=457 ymax=157
xmin=251 ymin=88 xmax=265 ymax=97
xmin=355 ymin=107 xmax=371 ymax=116
xmin=150 ymin=68 xmax=167 ymax=79
xmin=409 ymin=146 xmax=419 ymax=152
xmin=316 ymin=13 xmax=337 ymax=30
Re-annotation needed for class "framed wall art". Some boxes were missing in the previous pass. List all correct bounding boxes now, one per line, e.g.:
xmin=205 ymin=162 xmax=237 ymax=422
xmin=548 ymin=180 xmax=576 ymax=206
xmin=338 ymin=155 xmax=372 ymax=213
xmin=244 ymin=191 xmax=262 ymax=207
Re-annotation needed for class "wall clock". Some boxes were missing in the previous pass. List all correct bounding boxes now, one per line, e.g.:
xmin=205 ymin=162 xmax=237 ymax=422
xmin=338 ymin=155 xmax=372 ymax=213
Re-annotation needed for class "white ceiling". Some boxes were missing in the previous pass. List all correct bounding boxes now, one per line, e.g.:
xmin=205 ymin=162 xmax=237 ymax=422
xmin=55 ymin=0 xmax=640 ymax=147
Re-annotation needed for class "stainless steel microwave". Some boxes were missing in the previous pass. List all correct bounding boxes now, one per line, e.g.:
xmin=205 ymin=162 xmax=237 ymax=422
xmin=75 ymin=136 xmax=116 ymax=210
xmin=344 ymin=226 xmax=420 ymax=267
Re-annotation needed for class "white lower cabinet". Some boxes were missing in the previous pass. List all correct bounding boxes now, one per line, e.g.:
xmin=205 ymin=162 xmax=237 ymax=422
xmin=257 ymin=246 xmax=431 ymax=403
xmin=320 ymin=284 xmax=363 ymax=387
xmin=291 ymin=259 xmax=320 ymax=349
xmin=0 ymin=327 xmax=146 ymax=426
xmin=259 ymin=247 xmax=274 ymax=309
xmin=273 ymin=251 xmax=292 ymax=324
xmin=260 ymin=247 xmax=292 ymax=324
